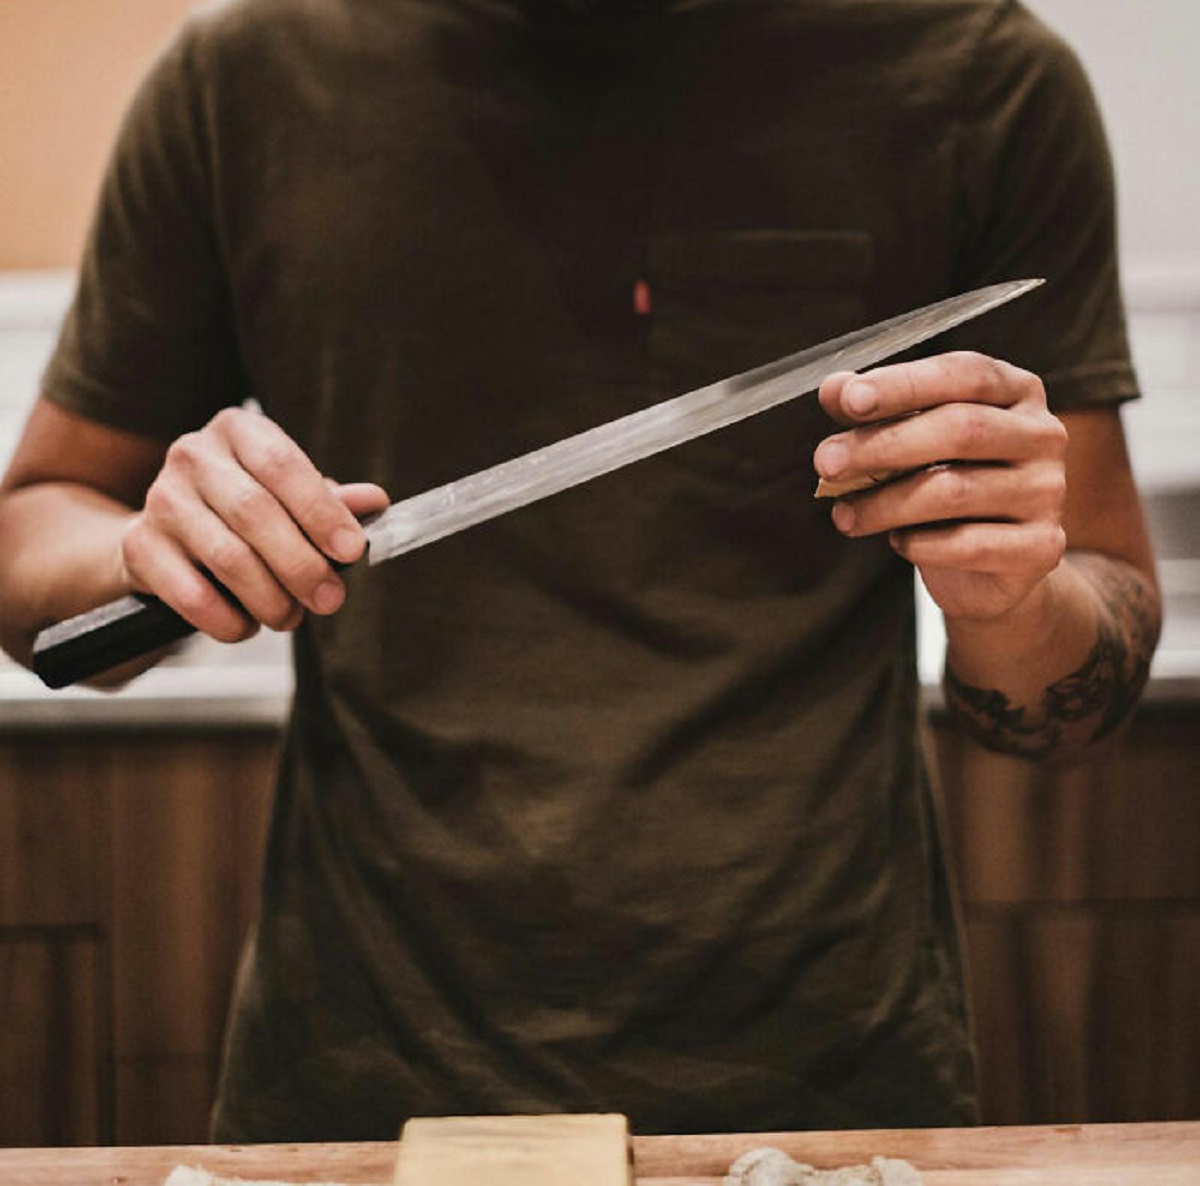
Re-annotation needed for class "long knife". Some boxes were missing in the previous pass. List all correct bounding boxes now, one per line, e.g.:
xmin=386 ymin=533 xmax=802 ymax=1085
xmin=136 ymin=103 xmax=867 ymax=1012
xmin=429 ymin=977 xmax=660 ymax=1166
xmin=31 ymin=277 xmax=1042 ymax=688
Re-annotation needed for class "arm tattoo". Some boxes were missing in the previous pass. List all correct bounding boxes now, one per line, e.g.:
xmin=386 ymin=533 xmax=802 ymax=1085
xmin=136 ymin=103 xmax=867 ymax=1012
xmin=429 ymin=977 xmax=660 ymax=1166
xmin=943 ymin=555 xmax=1161 ymax=759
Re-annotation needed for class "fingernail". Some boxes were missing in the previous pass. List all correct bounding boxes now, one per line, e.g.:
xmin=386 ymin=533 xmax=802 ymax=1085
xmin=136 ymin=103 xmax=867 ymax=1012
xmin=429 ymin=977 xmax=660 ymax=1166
xmin=312 ymin=578 xmax=344 ymax=614
xmin=845 ymin=380 xmax=878 ymax=416
xmin=331 ymin=526 xmax=362 ymax=563
xmin=816 ymin=440 xmax=849 ymax=477
xmin=832 ymin=501 xmax=856 ymax=533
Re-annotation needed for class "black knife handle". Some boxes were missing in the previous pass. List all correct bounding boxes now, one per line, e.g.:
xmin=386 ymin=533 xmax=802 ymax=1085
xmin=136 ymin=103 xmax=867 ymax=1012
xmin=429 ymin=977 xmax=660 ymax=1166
xmin=30 ymin=557 xmax=350 ymax=689
xmin=31 ymin=591 xmax=202 ymax=689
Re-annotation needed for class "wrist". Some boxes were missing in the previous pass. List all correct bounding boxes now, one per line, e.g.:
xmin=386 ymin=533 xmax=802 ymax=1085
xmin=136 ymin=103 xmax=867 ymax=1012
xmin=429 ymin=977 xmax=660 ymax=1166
xmin=942 ymin=563 xmax=1095 ymax=692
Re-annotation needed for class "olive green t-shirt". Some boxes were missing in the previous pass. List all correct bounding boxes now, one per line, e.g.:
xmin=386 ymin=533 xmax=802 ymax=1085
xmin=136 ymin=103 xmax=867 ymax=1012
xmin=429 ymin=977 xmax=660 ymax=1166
xmin=44 ymin=0 xmax=1137 ymax=1141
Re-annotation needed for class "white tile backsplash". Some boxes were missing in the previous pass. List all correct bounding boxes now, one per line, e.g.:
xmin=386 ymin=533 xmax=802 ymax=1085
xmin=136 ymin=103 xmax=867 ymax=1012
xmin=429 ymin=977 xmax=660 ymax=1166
xmin=1128 ymin=311 xmax=1193 ymax=387
xmin=1123 ymin=291 xmax=1200 ymax=493
xmin=0 ymin=271 xmax=72 ymax=473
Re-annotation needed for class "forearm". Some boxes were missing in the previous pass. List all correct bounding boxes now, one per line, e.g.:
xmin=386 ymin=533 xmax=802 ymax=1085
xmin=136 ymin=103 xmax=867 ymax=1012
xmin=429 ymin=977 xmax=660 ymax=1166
xmin=942 ymin=550 xmax=1161 ymax=759
xmin=0 ymin=480 xmax=135 ymax=668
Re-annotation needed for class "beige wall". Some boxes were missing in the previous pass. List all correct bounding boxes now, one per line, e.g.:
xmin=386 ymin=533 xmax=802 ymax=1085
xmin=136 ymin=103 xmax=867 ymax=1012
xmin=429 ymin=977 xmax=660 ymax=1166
xmin=0 ymin=0 xmax=196 ymax=269
xmin=2 ymin=0 xmax=1194 ymax=275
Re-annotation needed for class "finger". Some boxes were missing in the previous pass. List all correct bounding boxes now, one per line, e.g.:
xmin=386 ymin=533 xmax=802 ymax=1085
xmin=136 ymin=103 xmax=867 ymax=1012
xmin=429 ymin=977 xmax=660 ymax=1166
xmin=121 ymin=519 xmax=267 ymax=643
xmin=823 ymin=353 xmax=1043 ymax=425
xmin=161 ymin=429 xmax=340 ymax=617
xmin=817 ymin=371 xmax=861 ymax=426
xmin=814 ymin=400 xmax=1062 ymax=492
xmin=216 ymin=409 xmax=369 ymax=565
xmin=153 ymin=480 xmax=316 ymax=627
xmin=888 ymin=518 xmax=1066 ymax=575
xmin=829 ymin=459 xmax=1065 ymax=538
xmin=332 ymin=482 xmax=392 ymax=518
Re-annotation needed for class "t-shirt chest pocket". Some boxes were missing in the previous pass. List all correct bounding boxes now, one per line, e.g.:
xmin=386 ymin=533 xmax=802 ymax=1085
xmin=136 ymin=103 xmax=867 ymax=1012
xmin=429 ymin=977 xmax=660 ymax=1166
xmin=645 ymin=229 xmax=874 ymax=486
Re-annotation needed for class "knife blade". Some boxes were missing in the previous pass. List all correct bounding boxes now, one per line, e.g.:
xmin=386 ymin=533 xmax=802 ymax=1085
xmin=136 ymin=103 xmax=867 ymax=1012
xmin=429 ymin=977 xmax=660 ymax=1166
xmin=31 ymin=277 xmax=1041 ymax=688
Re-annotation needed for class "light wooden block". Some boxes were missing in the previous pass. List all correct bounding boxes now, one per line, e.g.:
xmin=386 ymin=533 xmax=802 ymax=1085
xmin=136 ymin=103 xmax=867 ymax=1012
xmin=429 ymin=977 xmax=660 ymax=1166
xmin=814 ymin=470 xmax=900 ymax=499
xmin=393 ymin=1113 xmax=633 ymax=1186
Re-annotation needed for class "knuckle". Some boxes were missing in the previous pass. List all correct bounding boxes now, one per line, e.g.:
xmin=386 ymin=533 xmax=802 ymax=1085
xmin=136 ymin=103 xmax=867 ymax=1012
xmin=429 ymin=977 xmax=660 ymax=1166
xmin=224 ymin=480 xmax=275 ymax=533
xmin=947 ymin=350 xmax=985 ymax=368
xmin=141 ymin=481 xmax=170 ymax=519
xmin=171 ymin=583 xmax=212 ymax=622
xmin=277 ymin=550 xmax=329 ymax=595
xmin=1041 ymin=412 xmax=1069 ymax=455
xmin=1045 ymin=522 xmax=1068 ymax=564
xmin=975 ymin=355 xmax=1007 ymax=400
xmin=240 ymin=424 xmax=300 ymax=486
xmin=1044 ymin=465 xmax=1068 ymax=510
xmin=1023 ymin=522 xmax=1066 ymax=573
xmin=206 ymin=533 xmax=255 ymax=581
xmin=119 ymin=519 xmax=155 ymax=572
xmin=929 ymin=464 xmax=973 ymax=510
xmin=164 ymin=430 xmax=206 ymax=473
xmin=173 ymin=582 xmax=249 ymax=643
xmin=293 ymin=491 xmax=345 ymax=543
xmin=1025 ymin=458 xmax=1067 ymax=512
xmin=949 ymin=350 xmax=997 ymax=389
xmin=1017 ymin=366 xmax=1049 ymax=405
xmin=950 ymin=404 xmax=990 ymax=455
xmin=869 ymin=418 xmax=905 ymax=459
xmin=254 ymin=439 xmax=296 ymax=485
xmin=953 ymin=352 xmax=1032 ymax=405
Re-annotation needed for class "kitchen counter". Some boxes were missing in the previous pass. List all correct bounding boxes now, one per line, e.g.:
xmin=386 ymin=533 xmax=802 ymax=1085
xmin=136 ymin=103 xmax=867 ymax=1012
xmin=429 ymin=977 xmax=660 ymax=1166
xmin=3 ymin=1122 xmax=1200 ymax=1184
xmin=0 ymin=629 xmax=294 ymax=731
xmin=3 ymin=661 xmax=1198 ymax=732
xmin=3 ymin=572 xmax=1200 ymax=730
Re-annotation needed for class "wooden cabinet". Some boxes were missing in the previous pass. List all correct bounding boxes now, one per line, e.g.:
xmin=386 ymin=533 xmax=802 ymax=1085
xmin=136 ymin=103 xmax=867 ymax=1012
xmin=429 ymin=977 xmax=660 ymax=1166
xmin=0 ymin=729 xmax=276 ymax=1146
xmin=3 ymin=709 xmax=1198 ymax=1145
xmin=929 ymin=706 xmax=1200 ymax=1125
xmin=0 ymin=936 xmax=105 ymax=1144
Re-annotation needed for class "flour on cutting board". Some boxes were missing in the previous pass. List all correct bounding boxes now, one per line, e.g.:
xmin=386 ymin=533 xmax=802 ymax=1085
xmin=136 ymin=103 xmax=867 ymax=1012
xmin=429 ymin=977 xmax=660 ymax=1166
xmin=165 ymin=1167 xmax=357 ymax=1186
xmin=725 ymin=1146 xmax=924 ymax=1186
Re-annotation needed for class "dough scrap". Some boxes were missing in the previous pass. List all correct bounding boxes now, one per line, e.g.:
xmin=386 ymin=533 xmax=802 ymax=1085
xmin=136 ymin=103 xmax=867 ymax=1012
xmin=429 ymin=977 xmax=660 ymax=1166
xmin=725 ymin=1146 xmax=923 ymax=1186
xmin=164 ymin=1167 xmax=350 ymax=1186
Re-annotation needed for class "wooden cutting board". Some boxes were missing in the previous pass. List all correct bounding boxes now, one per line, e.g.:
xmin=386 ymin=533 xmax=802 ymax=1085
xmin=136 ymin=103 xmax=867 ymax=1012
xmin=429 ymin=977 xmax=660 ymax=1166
xmin=393 ymin=1113 xmax=632 ymax=1186
xmin=2 ymin=1121 xmax=1199 ymax=1184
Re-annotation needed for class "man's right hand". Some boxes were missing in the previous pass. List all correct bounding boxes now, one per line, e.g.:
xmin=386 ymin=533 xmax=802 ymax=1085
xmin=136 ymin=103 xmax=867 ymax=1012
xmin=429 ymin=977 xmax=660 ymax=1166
xmin=121 ymin=405 xmax=390 ymax=641
xmin=0 ymin=399 xmax=391 ymax=673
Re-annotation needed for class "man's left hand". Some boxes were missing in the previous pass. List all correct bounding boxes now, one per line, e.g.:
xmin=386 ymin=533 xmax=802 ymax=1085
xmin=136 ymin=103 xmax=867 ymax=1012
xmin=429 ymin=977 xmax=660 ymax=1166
xmin=814 ymin=351 xmax=1069 ymax=621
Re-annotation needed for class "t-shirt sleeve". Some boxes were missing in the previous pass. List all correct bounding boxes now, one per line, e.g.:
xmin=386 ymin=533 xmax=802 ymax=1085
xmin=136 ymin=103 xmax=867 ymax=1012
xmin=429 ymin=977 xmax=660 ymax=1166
xmin=42 ymin=19 xmax=247 ymax=440
xmin=941 ymin=0 xmax=1138 ymax=412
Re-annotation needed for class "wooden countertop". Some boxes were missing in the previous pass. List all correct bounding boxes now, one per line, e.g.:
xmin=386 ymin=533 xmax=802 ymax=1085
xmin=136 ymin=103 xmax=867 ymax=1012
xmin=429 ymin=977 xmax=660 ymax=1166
xmin=3 ymin=1122 xmax=1199 ymax=1185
